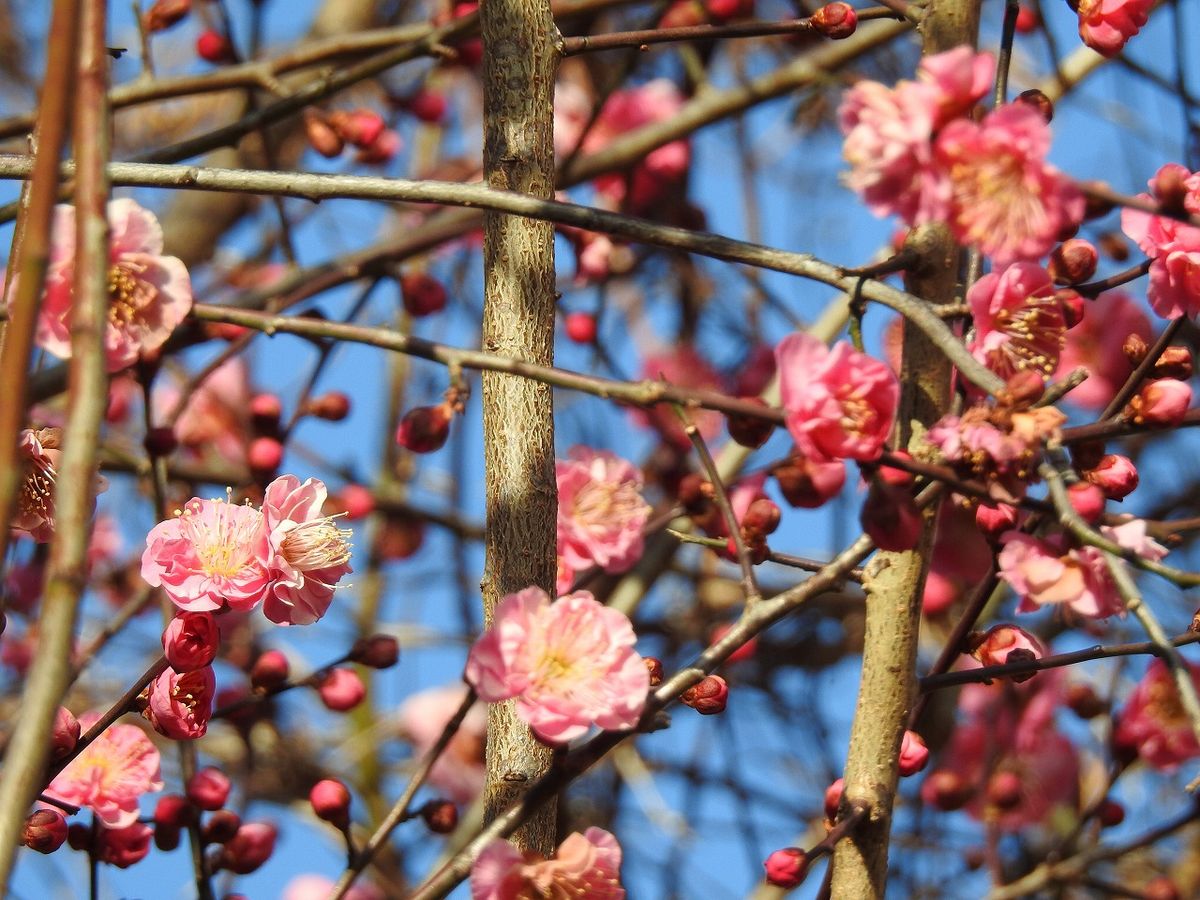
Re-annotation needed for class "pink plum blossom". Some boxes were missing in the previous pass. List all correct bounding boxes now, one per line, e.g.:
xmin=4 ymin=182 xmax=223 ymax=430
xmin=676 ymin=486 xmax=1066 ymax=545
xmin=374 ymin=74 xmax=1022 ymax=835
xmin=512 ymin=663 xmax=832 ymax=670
xmin=145 ymin=665 xmax=216 ymax=740
xmin=971 ymin=624 xmax=1047 ymax=671
xmin=260 ymin=475 xmax=353 ymax=625
xmin=46 ymin=712 xmax=163 ymax=828
xmin=29 ymin=199 xmax=192 ymax=372
xmin=141 ymin=493 xmax=271 ymax=613
xmin=471 ymin=827 xmax=625 ymax=900
xmin=162 ymin=612 xmax=219 ymax=672
xmin=935 ymin=103 xmax=1085 ymax=264
xmin=12 ymin=428 xmax=60 ymax=542
xmin=776 ymin=333 xmax=899 ymax=462
xmin=556 ymin=447 xmax=651 ymax=575
xmin=1120 ymin=164 xmax=1200 ymax=318
xmin=284 ymin=875 xmax=385 ymax=900
xmin=159 ymin=358 xmax=252 ymax=466
xmin=967 ymin=263 xmax=1067 ymax=380
xmin=397 ymin=685 xmax=487 ymax=804
xmin=635 ymin=345 xmax=726 ymax=448
xmin=465 ymin=588 xmax=649 ymax=744
xmin=1077 ymin=0 xmax=1154 ymax=57
xmin=1055 ymin=291 xmax=1151 ymax=410
xmin=1114 ymin=659 xmax=1200 ymax=769
xmin=997 ymin=531 xmax=1122 ymax=618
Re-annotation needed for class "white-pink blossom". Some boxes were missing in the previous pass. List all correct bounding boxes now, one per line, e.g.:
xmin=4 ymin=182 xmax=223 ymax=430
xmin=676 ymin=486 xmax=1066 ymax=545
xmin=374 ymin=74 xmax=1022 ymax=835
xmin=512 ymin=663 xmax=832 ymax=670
xmin=556 ymin=447 xmax=651 ymax=575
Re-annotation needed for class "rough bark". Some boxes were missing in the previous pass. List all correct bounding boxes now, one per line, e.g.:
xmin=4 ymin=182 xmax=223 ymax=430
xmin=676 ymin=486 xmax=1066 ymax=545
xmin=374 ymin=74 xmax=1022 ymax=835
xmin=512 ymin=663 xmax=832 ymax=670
xmin=478 ymin=0 xmax=561 ymax=857
xmin=829 ymin=3 xmax=980 ymax=895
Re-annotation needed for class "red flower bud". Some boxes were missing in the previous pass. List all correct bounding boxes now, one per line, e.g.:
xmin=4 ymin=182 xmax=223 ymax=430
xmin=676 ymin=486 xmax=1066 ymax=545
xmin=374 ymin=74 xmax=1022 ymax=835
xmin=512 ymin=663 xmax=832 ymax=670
xmin=420 ymin=799 xmax=458 ymax=833
xmin=186 ymin=766 xmax=231 ymax=811
xmin=1128 ymin=378 xmax=1192 ymax=427
xmin=22 ymin=809 xmax=67 ymax=854
xmin=396 ymin=404 xmax=452 ymax=453
xmin=163 ymin=611 xmax=220 ymax=672
xmin=975 ymin=502 xmax=1020 ymax=540
xmin=1152 ymin=166 xmax=1190 ymax=216
xmin=1084 ymin=453 xmax=1139 ymax=500
xmin=986 ymin=771 xmax=1023 ymax=810
xmin=248 ymin=437 xmax=284 ymax=476
xmin=1055 ymin=288 xmax=1086 ymax=328
xmin=336 ymin=484 xmax=376 ymax=520
xmin=811 ymin=2 xmax=857 ymax=38
xmin=1067 ymin=482 xmax=1105 ymax=523
xmin=763 ymin=847 xmax=809 ymax=888
xmin=304 ymin=111 xmax=345 ymax=159
xmin=709 ymin=622 xmax=757 ymax=664
xmin=316 ymin=668 xmax=366 ymax=712
xmin=1154 ymin=345 xmax=1194 ymax=381
xmin=861 ymin=484 xmax=922 ymax=552
xmin=898 ymin=730 xmax=929 ymax=777
xmin=400 ymin=272 xmax=448 ymax=317
xmin=155 ymin=793 xmax=195 ymax=829
xmin=94 ymin=823 xmax=152 ymax=868
xmin=877 ymin=451 xmax=915 ymax=488
xmin=306 ymin=391 xmax=352 ymax=422
xmin=50 ymin=706 xmax=80 ymax=761
xmin=564 ymin=312 xmax=598 ymax=344
xmin=250 ymin=650 xmax=290 ymax=691
xmin=742 ymin=498 xmax=781 ymax=537
xmin=924 ymin=770 xmax=972 ymax=811
xmin=1014 ymin=6 xmax=1039 ymax=32
xmin=328 ymin=109 xmax=386 ymax=149
xmin=405 ymin=89 xmax=448 ymax=124
xmin=250 ymin=392 xmax=282 ymax=427
xmin=144 ymin=426 xmax=179 ymax=457
xmin=349 ymin=634 xmax=400 ymax=669
xmin=196 ymin=29 xmax=235 ymax=64
xmin=310 ymin=779 xmax=352 ymax=828
xmin=726 ymin=397 xmax=775 ymax=450
xmin=681 ymin=674 xmax=728 ymax=715
xmin=1098 ymin=798 xmax=1125 ymax=827
xmin=1015 ymin=88 xmax=1053 ymax=122
xmin=143 ymin=0 xmax=191 ymax=33
xmin=1065 ymin=682 xmax=1108 ymax=719
xmin=202 ymin=810 xmax=241 ymax=845
xmin=1049 ymin=239 xmax=1098 ymax=285
xmin=376 ymin=514 xmax=425 ymax=560
xmin=824 ymin=777 xmax=844 ymax=821
xmin=773 ymin=455 xmax=845 ymax=509
xmin=154 ymin=822 xmax=181 ymax=852
xmin=219 ymin=822 xmax=277 ymax=874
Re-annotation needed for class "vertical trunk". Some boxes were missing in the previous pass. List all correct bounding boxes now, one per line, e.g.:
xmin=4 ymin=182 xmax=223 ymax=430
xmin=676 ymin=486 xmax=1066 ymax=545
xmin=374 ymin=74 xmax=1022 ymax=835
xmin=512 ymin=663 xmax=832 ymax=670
xmin=478 ymin=0 xmax=561 ymax=856
xmin=829 ymin=3 xmax=980 ymax=895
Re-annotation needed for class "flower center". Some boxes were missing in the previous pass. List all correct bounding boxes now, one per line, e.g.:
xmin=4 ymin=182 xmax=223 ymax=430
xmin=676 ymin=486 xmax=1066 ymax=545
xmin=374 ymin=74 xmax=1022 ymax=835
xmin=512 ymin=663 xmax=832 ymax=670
xmin=178 ymin=499 xmax=257 ymax=578
xmin=571 ymin=481 xmax=641 ymax=533
xmin=19 ymin=453 xmax=56 ymax=524
xmin=107 ymin=261 xmax=154 ymax=327
xmin=838 ymin=393 xmax=877 ymax=437
xmin=172 ymin=671 xmax=209 ymax=717
xmin=1147 ymin=677 xmax=1188 ymax=728
xmin=280 ymin=518 xmax=353 ymax=571
xmin=991 ymin=296 xmax=1066 ymax=376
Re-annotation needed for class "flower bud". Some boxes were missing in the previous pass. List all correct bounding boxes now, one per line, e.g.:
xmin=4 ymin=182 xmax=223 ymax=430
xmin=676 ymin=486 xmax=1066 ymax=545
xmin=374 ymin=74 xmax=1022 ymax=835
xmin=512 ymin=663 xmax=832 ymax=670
xmin=898 ymin=730 xmax=929 ymax=777
xmin=144 ymin=426 xmax=179 ymax=457
xmin=1055 ymin=288 xmax=1086 ymax=328
xmin=95 ymin=823 xmax=152 ymax=868
xmin=349 ymin=634 xmax=400 ymax=669
xmin=376 ymin=514 xmax=425 ymax=560
xmin=144 ymin=0 xmax=191 ymax=33
xmin=1098 ymin=799 xmax=1125 ymax=827
xmin=564 ymin=312 xmax=597 ymax=344
xmin=811 ymin=2 xmax=857 ymax=38
xmin=1048 ymin=239 xmax=1098 ymax=285
xmin=1014 ymin=5 xmax=1039 ymax=32
xmin=975 ymin=502 xmax=1019 ymax=540
xmin=1065 ymin=682 xmax=1107 ymax=719
xmin=67 ymin=823 xmax=91 ymax=851
xmin=681 ymin=675 xmax=728 ymax=715
xmin=764 ymin=847 xmax=809 ymax=888
xmin=969 ymin=624 xmax=1045 ymax=679
xmin=304 ymin=110 xmax=345 ymax=158
xmin=773 ymin=455 xmax=845 ymax=508
xmin=677 ymin=473 xmax=712 ymax=513
xmin=50 ymin=706 xmax=80 ymax=761
xmin=354 ymin=129 xmax=402 ymax=165
xmin=877 ymin=451 xmax=915 ymax=488
xmin=1152 ymin=165 xmax=1190 ymax=216
xmin=316 ymin=668 xmax=366 ymax=712
xmin=742 ymin=498 xmax=781 ymax=537
xmin=155 ymin=793 xmax=195 ymax=829
xmin=1128 ymin=378 xmax=1192 ymax=427
xmin=1085 ymin=454 xmax=1139 ymax=500
xmin=1122 ymin=333 xmax=1149 ymax=366
xmin=824 ymin=778 xmax=844 ymax=821
xmin=1067 ymin=482 xmax=1105 ymax=523
xmin=336 ymin=484 xmax=375 ymax=520
xmin=1015 ymin=87 xmax=1053 ymax=122
xmin=1097 ymin=231 xmax=1130 ymax=262
xmin=154 ymin=822 xmax=181 ymax=851
xmin=400 ymin=272 xmax=447 ymax=317
xmin=196 ymin=29 xmax=235 ymax=64
xmin=726 ymin=397 xmax=775 ymax=449
xmin=1144 ymin=877 xmax=1183 ymax=900
xmin=187 ymin=767 xmax=231 ymax=811
xmin=420 ymin=799 xmax=458 ymax=834
xmin=248 ymin=437 xmax=284 ymax=476
xmin=986 ymin=771 xmax=1023 ymax=810
xmin=328 ymin=109 xmax=386 ymax=149
xmin=709 ymin=622 xmax=757 ymax=664
xmin=250 ymin=393 xmax=282 ymax=428
xmin=1154 ymin=345 xmax=1194 ymax=381
xmin=644 ymin=657 xmax=664 ymax=686
xmin=310 ymin=779 xmax=351 ymax=829
xmin=250 ymin=650 xmax=290 ymax=691
xmin=219 ymin=823 xmax=277 ymax=874
xmin=163 ymin=611 xmax=220 ymax=672
xmin=203 ymin=810 xmax=241 ymax=845
xmin=405 ymin=88 xmax=448 ymax=124
xmin=304 ymin=391 xmax=351 ymax=422
xmin=924 ymin=770 xmax=972 ymax=811
xmin=861 ymin=484 xmax=922 ymax=552
xmin=396 ymin=404 xmax=452 ymax=453
xmin=22 ymin=810 xmax=67 ymax=854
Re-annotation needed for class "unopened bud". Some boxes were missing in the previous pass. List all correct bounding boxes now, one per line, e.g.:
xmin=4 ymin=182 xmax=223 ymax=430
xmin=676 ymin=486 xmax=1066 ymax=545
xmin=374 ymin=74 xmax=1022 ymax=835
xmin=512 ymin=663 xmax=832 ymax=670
xmin=925 ymin=770 xmax=972 ymax=811
xmin=975 ymin=502 xmax=1019 ymax=540
xmin=400 ymin=272 xmax=447 ymax=317
xmin=877 ymin=451 xmax=915 ymax=488
xmin=1128 ymin=378 xmax=1192 ymax=427
xmin=1067 ymin=482 xmax=1105 ymax=523
xmin=396 ymin=404 xmax=452 ymax=453
xmin=196 ymin=29 xmax=235 ymax=64
xmin=763 ymin=847 xmax=809 ymax=888
xmin=1152 ymin=164 xmax=1190 ymax=216
xmin=187 ymin=767 xmax=231 ymax=811
xmin=328 ymin=109 xmax=385 ymax=149
xmin=564 ymin=312 xmax=598 ymax=345
xmin=304 ymin=110 xmax=345 ymax=158
xmin=22 ymin=810 xmax=67 ymax=854
xmin=144 ymin=426 xmax=179 ymax=457
xmin=773 ymin=455 xmax=845 ymax=509
xmin=1056 ymin=288 xmax=1086 ymax=328
xmin=144 ymin=0 xmax=191 ymax=33
xmin=680 ymin=675 xmax=728 ymax=715
xmin=742 ymin=498 xmax=781 ymax=537
xmin=1098 ymin=799 xmax=1125 ymax=827
xmin=824 ymin=778 xmax=844 ymax=821
xmin=310 ymin=779 xmax=352 ymax=829
xmin=726 ymin=397 xmax=775 ymax=449
xmin=248 ymin=437 xmax=284 ymax=476
xmin=67 ymin=823 xmax=91 ymax=852
xmin=349 ymin=634 xmax=400 ymax=669
xmin=155 ymin=794 xmax=195 ymax=829
xmin=376 ymin=514 xmax=425 ymax=560
xmin=1084 ymin=454 xmax=1139 ymax=500
xmin=335 ymin=484 xmax=375 ymax=520
xmin=898 ymin=730 xmax=929 ymax=777
xmin=305 ymin=391 xmax=351 ymax=421
xmin=316 ymin=668 xmax=366 ymax=712
xmin=154 ymin=822 xmax=181 ymax=851
xmin=986 ymin=771 xmax=1023 ymax=810
xmin=219 ymin=823 xmax=277 ymax=875
xmin=1048 ymin=239 xmax=1098 ymax=285
xmin=1014 ymin=6 xmax=1040 ymax=32
xmin=202 ymin=810 xmax=241 ymax=845
xmin=50 ymin=706 xmax=80 ymax=761
xmin=250 ymin=650 xmax=289 ymax=691
xmin=1154 ymin=345 xmax=1194 ymax=381
xmin=861 ymin=484 xmax=922 ymax=552
xmin=405 ymin=88 xmax=448 ymax=124
xmin=1097 ymin=231 xmax=1130 ymax=262
xmin=1122 ymin=333 xmax=1149 ymax=366
xmin=811 ymin=2 xmax=857 ymax=38
xmin=250 ymin=393 xmax=282 ymax=429
xmin=1002 ymin=369 xmax=1046 ymax=407
xmin=1015 ymin=88 xmax=1053 ymax=122
xmin=1065 ymin=682 xmax=1107 ymax=719
xmin=420 ymin=799 xmax=458 ymax=834
xmin=644 ymin=657 xmax=664 ymax=686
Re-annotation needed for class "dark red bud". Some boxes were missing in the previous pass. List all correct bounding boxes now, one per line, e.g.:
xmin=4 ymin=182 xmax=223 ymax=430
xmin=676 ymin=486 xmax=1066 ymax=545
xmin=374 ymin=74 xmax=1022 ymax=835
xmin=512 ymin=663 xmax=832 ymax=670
xmin=680 ymin=675 xmax=728 ymax=715
xmin=1048 ymin=239 xmax=1098 ymax=285
xmin=396 ymin=404 xmax=452 ymax=453
xmin=22 ymin=810 xmax=67 ymax=854
xmin=202 ymin=810 xmax=241 ymax=845
xmin=726 ymin=397 xmax=775 ymax=449
xmin=349 ymin=634 xmax=400 ymax=669
xmin=811 ymin=2 xmax=857 ymax=38
xmin=564 ymin=312 xmax=598 ymax=344
xmin=644 ymin=657 xmax=664 ymax=686
xmin=1015 ymin=88 xmax=1053 ymax=122
xmin=420 ymin=799 xmax=458 ymax=833
xmin=400 ymin=273 xmax=448 ymax=317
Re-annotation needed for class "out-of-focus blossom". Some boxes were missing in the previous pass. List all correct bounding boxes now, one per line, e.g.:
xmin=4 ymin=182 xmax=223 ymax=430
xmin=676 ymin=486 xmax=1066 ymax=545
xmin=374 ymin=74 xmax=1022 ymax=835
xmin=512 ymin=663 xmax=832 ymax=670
xmin=162 ymin=611 xmax=219 ymax=671
xmin=283 ymin=875 xmax=385 ymax=900
xmin=934 ymin=103 xmax=1084 ymax=264
xmin=186 ymin=767 xmax=231 ymax=811
xmin=145 ymin=665 xmax=216 ymax=740
xmin=317 ymin=668 xmax=366 ymax=711
xmin=466 ymin=588 xmax=648 ymax=744
xmin=776 ymin=333 xmax=898 ymax=462
xmin=634 ymin=345 xmax=726 ymax=447
xmin=556 ymin=447 xmax=650 ymax=576
xmin=159 ymin=358 xmax=252 ymax=466
xmin=46 ymin=712 xmax=163 ymax=827
xmin=997 ymin=532 xmax=1120 ymax=618
xmin=94 ymin=822 xmax=153 ymax=868
xmin=260 ymin=475 xmax=353 ymax=626
xmin=967 ymin=263 xmax=1066 ymax=380
xmin=471 ymin=827 xmax=624 ymax=900
xmin=772 ymin=453 xmax=846 ymax=509
xmin=141 ymin=494 xmax=270 ymax=614
xmin=219 ymin=822 xmax=278 ymax=874
xmin=1121 ymin=164 xmax=1200 ymax=318
xmin=923 ymin=502 xmax=993 ymax=615
xmin=1114 ymin=659 xmax=1200 ymax=769
xmin=27 ymin=199 xmax=192 ymax=372
xmin=12 ymin=428 xmax=61 ymax=542
xmin=397 ymin=685 xmax=487 ymax=804
xmin=1077 ymin=0 xmax=1153 ymax=56
xmin=1055 ymin=291 xmax=1151 ymax=410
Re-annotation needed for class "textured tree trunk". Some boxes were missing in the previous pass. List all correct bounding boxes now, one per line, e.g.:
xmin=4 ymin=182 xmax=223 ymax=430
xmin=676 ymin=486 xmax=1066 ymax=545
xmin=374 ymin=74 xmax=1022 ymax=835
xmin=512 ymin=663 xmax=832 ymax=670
xmin=478 ymin=0 xmax=561 ymax=857
xmin=829 ymin=2 xmax=980 ymax=895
